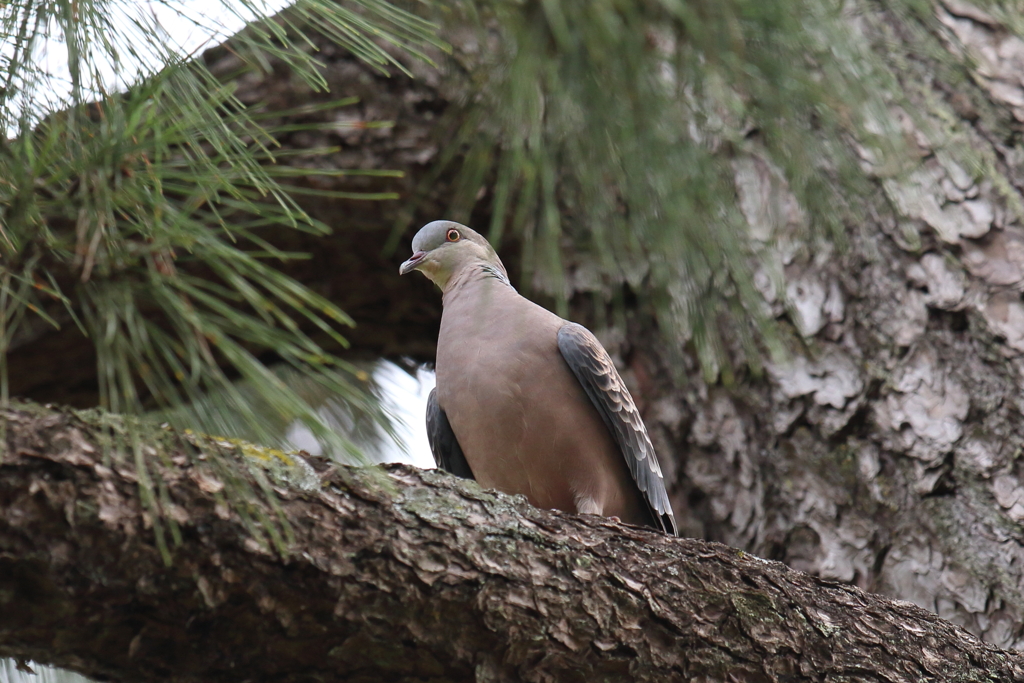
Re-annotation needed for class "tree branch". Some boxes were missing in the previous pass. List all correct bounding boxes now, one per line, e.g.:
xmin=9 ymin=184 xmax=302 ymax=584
xmin=1 ymin=404 xmax=1020 ymax=682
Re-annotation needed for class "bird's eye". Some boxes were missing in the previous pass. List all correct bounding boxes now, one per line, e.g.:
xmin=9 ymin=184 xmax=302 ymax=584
xmin=446 ymin=229 xmax=461 ymax=242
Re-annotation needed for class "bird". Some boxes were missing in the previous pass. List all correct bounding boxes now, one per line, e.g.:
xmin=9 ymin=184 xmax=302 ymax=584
xmin=400 ymin=220 xmax=677 ymax=535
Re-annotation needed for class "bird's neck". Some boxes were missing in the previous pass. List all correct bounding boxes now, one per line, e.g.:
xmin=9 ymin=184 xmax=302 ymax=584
xmin=442 ymin=262 xmax=514 ymax=306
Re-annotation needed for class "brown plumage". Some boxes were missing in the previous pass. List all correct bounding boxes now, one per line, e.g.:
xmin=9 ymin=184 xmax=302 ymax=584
xmin=401 ymin=220 xmax=676 ymax=534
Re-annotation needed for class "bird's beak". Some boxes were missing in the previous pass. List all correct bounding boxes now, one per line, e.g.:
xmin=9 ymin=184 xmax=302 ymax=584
xmin=399 ymin=251 xmax=427 ymax=275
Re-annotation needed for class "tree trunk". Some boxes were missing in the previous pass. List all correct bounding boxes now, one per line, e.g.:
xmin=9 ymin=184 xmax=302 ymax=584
xmin=654 ymin=2 xmax=1024 ymax=651
xmin=7 ymin=0 xmax=1024 ymax=654
xmin=2 ymin=404 xmax=1021 ymax=682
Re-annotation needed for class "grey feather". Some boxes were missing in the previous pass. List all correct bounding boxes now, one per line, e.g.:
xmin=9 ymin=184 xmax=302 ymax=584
xmin=557 ymin=322 xmax=678 ymax=535
xmin=426 ymin=387 xmax=475 ymax=480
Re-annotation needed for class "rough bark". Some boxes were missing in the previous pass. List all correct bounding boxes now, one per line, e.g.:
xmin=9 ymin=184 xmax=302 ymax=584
xmin=652 ymin=2 xmax=1024 ymax=652
xmin=1 ymin=404 xmax=1021 ymax=683
xmin=7 ymin=0 xmax=1024 ymax=654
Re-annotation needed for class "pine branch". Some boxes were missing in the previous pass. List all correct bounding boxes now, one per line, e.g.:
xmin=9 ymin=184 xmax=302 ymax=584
xmin=0 ymin=0 xmax=443 ymax=457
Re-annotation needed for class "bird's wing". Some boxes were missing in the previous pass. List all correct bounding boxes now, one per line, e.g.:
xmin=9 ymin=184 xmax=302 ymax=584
xmin=426 ymin=387 xmax=475 ymax=479
xmin=557 ymin=322 xmax=678 ymax=535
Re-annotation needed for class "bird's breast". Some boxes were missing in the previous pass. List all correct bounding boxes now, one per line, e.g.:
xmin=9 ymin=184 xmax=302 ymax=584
xmin=433 ymin=282 xmax=646 ymax=523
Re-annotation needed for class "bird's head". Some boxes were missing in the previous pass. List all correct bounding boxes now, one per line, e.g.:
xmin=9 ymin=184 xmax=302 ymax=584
xmin=399 ymin=220 xmax=506 ymax=290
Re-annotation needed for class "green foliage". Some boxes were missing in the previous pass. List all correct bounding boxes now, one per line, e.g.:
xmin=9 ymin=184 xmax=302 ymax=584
xmin=0 ymin=0 xmax=440 ymax=458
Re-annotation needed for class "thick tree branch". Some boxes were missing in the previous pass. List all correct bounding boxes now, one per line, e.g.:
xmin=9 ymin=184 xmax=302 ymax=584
xmin=0 ymin=404 xmax=1019 ymax=682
